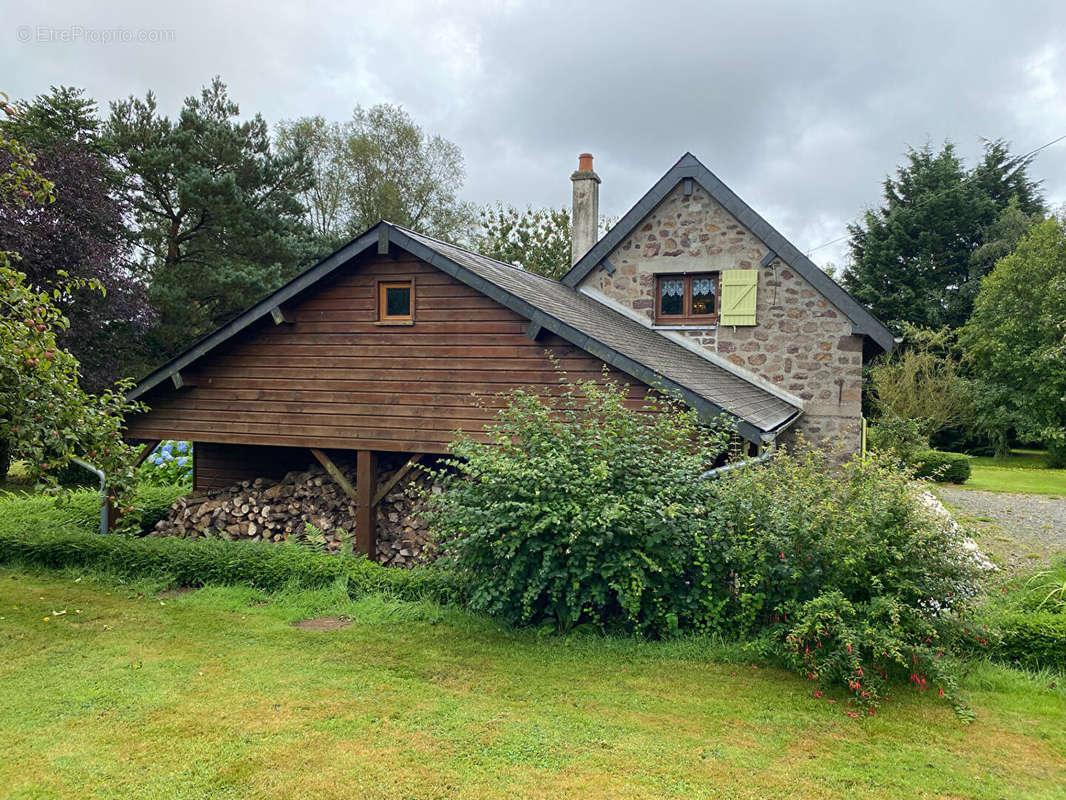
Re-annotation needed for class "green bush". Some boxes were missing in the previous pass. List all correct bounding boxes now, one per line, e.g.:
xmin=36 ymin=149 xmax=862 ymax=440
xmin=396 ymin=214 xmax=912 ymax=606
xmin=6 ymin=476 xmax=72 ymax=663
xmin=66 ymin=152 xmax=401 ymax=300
xmin=0 ymin=523 xmax=461 ymax=605
xmin=422 ymin=377 xmax=733 ymax=636
xmin=913 ymin=450 xmax=971 ymax=483
xmin=867 ymin=415 xmax=928 ymax=462
xmin=985 ymin=610 xmax=1066 ymax=671
xmin=712 ymin=447 xmax=983 ymax=712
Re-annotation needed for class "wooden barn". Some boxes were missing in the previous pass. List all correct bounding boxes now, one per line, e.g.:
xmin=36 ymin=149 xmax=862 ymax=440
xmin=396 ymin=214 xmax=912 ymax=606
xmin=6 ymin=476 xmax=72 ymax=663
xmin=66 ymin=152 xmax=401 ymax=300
xmin=124 ymin=153 xmax=893 ymax=557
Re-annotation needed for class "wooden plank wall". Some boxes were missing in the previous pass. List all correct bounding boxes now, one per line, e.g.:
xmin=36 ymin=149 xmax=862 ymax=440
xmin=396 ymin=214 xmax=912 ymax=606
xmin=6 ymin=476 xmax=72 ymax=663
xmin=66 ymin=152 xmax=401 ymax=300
xmin=126 ymin=253 xmax=652 ymax=454
xmin=193 ymin=443 xmax=313 ymax=492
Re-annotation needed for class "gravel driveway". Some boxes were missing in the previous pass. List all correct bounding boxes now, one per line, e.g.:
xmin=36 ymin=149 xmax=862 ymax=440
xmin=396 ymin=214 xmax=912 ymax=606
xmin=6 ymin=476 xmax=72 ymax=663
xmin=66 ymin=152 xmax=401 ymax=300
xmin=937 ymin=486 xmax=1066 ymax=572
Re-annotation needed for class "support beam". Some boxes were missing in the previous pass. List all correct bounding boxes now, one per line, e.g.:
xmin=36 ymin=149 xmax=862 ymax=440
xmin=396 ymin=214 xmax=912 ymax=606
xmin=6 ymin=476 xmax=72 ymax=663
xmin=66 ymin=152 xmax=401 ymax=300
xmin=600 ymin=258 xmax=616 ymax=275
xmin=270 ymin=306 xmax=291 ymax=325
xmin=759 ymin=249 xmax=778 ymax=268
xmin=377 ymin=225 xmax=390 ymax=255
xmin=132 ymin=440 xmax=161 ymax=469
xmin=310 ymin=448 xmax=358 ymax=501
xmin=356 ymin=450 xmax=378 ymax=558
xmin=171 ymin=372 xmax=184 ymax=390
xmin=524 ymin=320 xmax=543 ymax=341
xmin=373 ymin=454 xmax=423 ymax=507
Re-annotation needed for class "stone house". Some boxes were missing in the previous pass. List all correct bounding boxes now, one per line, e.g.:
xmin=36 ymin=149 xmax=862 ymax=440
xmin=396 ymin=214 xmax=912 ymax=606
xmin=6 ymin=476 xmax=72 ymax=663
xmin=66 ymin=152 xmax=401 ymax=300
xmin=564 ymin=152 xmax=894 ymax=452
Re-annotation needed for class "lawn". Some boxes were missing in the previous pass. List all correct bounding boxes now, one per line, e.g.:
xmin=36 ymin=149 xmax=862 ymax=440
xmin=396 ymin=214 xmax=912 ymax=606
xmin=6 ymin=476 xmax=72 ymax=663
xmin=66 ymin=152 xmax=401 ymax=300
xmin=2 ymin=569 xmax=1064 ymax=799
xmin=962 ymin=449 xmax=1066 ymax=496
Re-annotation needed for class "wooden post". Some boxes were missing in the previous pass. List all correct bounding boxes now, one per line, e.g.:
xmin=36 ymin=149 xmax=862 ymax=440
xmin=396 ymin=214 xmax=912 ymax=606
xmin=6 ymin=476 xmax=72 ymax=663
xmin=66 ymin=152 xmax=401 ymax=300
xmin=356 ymin=450 xmax=377 ymax=559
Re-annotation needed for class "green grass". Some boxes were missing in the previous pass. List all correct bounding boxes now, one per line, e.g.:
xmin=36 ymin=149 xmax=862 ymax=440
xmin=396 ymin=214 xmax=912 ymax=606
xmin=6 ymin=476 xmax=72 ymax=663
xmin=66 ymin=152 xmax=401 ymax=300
xmin=1 ymin=569 xmax=1064 ymax=799
xmin=958 ymin=449 xmax=1066 ymax=496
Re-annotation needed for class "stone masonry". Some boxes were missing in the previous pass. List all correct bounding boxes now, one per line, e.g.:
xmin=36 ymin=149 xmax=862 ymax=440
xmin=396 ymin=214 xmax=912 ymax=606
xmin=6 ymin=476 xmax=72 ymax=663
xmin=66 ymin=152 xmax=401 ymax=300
xmin=578 ymin=182 xmax=864 ymax=453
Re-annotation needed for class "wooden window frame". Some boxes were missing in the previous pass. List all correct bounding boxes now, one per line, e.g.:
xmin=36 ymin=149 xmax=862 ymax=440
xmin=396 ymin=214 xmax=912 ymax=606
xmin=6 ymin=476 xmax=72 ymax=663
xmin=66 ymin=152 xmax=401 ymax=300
xmin=377 ymin=279 xmax=415 ymax=324
xmin=654 ymin=272 xmax=720 ymax=325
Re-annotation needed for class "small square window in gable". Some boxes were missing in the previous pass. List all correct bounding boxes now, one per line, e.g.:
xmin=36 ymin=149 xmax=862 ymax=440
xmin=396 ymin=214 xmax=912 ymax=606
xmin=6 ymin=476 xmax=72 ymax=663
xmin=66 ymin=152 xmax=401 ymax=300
xmin=377 ymin=280 xmax=414 ymax=324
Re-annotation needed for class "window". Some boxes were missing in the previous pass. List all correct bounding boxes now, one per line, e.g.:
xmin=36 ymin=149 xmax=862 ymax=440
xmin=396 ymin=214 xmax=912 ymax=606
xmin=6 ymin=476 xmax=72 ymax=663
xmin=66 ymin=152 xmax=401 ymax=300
xmin=378 ymin=280 xmax=413 ymax=322
xmin=655 ymin=273 xmax=719 ymax=324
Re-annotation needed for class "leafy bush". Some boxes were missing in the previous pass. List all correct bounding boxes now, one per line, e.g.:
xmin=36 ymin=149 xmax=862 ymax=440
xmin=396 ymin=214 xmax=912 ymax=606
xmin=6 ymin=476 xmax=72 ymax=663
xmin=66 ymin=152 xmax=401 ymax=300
xmin=138 ymin=440 xmax=193 ymax=487
xmin=422 ymin=377 xmax=733 ymax=636
xmin=867 ymin=415 xmax=928 ymax=463
xmin=712 ymin=447 xmax=983 ymax=713
xmin=912 ymin=450 xmax=971 ymax=483
xmin=977 ymin=558 xmax=1066 ymax=672
xmin=0 ymin=511 xmax=460 ymax=605
xmin=985 ymin=610 xmax=1066 ymax=671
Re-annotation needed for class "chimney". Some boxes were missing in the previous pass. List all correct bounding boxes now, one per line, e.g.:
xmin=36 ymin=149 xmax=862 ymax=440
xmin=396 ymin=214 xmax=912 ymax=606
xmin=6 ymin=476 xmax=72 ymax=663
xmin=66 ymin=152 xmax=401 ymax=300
xmin=570 ymin=152 xmax=601 ymax=265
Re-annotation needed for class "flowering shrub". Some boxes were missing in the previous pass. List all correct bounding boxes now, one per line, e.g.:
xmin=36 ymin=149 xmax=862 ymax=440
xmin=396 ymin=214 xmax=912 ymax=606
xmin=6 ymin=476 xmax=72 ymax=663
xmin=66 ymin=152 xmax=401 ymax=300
xmin=422 ymin=374 xmax=733 ymax=636
xmin=138 ymin=440 xmax=193 ymax=487
xmin=711 ymin=446 xmax=985 ymax=716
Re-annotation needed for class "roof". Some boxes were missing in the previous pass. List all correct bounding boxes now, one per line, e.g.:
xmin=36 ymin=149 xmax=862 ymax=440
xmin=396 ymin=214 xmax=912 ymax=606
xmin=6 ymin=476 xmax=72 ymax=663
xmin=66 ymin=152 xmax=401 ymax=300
xmin=561 ymin=152 xmax=896 ymax=353
xmin=129 ymin=221 xmax=801 ymax=443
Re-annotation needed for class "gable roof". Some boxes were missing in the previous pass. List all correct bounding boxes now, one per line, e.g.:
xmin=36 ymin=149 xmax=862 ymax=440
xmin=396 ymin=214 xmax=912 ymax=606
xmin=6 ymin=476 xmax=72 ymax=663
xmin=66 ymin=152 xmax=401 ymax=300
xmin=129 ymin=221 xmax=801 ymax=444
xmin=561 ymin=152 xmax=896 ymax=353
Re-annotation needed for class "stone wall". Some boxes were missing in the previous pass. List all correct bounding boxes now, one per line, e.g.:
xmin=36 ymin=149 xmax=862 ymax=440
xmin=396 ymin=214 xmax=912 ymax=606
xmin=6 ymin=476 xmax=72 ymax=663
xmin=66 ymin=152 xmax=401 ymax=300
xmin=578 ymin=182 xmax=864 ymax=453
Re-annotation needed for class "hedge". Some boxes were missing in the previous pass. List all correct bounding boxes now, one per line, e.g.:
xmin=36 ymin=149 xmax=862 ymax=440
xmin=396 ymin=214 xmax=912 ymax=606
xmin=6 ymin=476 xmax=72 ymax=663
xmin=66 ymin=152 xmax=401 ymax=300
xmin=913 ymin=450 xmax=971 ymax=483
xmin=0 ymin=488 xmax=461 ymax=605
xmin=986 ymin=609 xmax=1066 ymax=672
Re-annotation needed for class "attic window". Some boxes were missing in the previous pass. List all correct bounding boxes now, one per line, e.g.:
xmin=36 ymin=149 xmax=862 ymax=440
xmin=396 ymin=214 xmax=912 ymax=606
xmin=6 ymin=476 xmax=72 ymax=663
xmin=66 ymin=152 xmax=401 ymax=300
xmin=378 ymin=280 xmax=413 ymax=323
xmin=655 ymin=273 xmax=719 ymax=325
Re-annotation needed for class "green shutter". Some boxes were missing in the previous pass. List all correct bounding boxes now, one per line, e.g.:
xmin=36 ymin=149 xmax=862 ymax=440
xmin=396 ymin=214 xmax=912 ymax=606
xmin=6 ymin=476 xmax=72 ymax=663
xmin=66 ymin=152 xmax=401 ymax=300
xmin=720 ymin=269 xmax=758 ymax=326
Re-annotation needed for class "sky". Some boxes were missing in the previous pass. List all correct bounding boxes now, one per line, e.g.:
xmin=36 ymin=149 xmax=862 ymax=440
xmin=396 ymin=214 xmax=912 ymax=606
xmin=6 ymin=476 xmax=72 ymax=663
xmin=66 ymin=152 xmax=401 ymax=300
xmin=4 ymin=0 xmax=1065 ymax=269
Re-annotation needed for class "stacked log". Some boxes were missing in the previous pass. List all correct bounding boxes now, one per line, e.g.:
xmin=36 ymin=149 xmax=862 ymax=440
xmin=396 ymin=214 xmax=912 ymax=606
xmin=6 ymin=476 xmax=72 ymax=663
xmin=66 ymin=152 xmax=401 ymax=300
xmin=150 ymin=460 xmax=441 ymax=568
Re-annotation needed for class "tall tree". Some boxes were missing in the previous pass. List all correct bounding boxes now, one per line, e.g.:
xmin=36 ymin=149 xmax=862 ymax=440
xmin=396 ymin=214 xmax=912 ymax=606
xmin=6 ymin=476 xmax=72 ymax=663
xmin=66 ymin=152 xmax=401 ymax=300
xmin=843 ymin=140 xmax=1045 ymax=331
xmin=276 ymin=105 xmax=476 ymax=244
xmin=106 ymin=77 xmax=317 ymax=356
xmin=0 ymin=92 xmax=143 ymax=516
xmin=472 ymin=205 xmax=572 ymax=279
xmin=0 ymin=86 xmax=150 ymax=392
xmin=961 ymin=217 xmax=1066 ymax=465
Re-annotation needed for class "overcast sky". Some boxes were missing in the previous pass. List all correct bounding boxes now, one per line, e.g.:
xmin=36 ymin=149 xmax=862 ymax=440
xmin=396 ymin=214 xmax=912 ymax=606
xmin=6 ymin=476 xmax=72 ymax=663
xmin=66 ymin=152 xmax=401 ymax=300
xmin=4 ymin=0 xmax=1065 ymax=268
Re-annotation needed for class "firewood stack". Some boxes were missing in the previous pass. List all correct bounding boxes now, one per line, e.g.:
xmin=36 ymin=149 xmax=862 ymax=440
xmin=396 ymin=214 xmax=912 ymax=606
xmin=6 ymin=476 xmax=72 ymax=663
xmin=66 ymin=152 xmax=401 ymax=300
xmin=150 ymin=459 xmax=442 ymax=568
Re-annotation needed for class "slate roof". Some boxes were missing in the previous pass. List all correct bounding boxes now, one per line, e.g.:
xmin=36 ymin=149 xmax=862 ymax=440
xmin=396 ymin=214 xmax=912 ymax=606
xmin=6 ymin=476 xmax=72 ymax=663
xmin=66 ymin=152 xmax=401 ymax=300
xmin=129 ymin=221 xmax=801 ymax=444
xmin=562 ymin=152 xmax=896 ymax=353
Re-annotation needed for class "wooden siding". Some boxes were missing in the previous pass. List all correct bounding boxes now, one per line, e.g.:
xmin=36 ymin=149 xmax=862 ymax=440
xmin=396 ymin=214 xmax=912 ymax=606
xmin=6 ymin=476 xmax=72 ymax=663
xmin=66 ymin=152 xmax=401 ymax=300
xmin=193 ymin=443 xmax=311 ymax=492
xmin=126 ymin=253 xmax=652 ymax=454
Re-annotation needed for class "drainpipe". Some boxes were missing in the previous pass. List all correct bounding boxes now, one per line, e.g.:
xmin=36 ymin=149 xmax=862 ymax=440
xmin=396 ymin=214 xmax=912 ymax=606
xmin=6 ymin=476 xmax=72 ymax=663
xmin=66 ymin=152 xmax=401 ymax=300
xmin=71 ymin=457 xmax=108 ymax=535
xmin=700 ymin=438 xmax=777 ymax=481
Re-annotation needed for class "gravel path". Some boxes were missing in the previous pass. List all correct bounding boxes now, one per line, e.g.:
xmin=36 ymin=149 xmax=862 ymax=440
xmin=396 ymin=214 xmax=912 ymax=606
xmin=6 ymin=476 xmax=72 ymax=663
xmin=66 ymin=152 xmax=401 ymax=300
xmin=937 ymin=486 xmax=1066 ymax=572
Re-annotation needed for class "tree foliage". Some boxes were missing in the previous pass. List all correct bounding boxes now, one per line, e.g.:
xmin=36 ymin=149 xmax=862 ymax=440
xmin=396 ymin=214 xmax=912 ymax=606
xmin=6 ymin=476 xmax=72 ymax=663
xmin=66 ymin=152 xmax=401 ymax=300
xmin=106 ymin=77 xmax=318 ymax=357
xmin=868 ymin=324 xmax=972 ymax=438
xmin=0 ymin=86 xmax=151 ymax=391
xmin=844 ymin=140 xmax=1045 ymax=331
xmin=0 ymin=99 xmax=143 ymax=520
xmin=962 ymin=217 xmax=1066 ymax=465
xmin=472 ymin=205 xmax=573 ymax=279
xmin=276 ymin=105 xmax=476 ymax=245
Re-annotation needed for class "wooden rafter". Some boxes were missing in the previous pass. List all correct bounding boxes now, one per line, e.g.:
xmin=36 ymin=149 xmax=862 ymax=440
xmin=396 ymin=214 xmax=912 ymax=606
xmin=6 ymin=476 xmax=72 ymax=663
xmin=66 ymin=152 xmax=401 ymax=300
xmin=373 ymin=454 xmax=423 ymax=507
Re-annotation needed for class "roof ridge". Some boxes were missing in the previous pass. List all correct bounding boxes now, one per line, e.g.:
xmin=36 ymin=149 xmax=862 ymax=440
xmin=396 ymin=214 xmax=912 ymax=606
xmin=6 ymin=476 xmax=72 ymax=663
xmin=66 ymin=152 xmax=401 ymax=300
xmin=389 ymin=223 xmax=570 ymax=288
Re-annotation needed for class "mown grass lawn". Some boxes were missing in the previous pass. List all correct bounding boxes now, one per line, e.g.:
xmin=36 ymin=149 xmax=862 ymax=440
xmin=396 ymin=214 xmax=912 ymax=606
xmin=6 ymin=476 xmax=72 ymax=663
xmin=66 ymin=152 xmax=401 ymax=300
xmin=961 ymin=450 xmax=1066 ymax=496
xmin=2 ymin=569 xmax=1065 ymax=799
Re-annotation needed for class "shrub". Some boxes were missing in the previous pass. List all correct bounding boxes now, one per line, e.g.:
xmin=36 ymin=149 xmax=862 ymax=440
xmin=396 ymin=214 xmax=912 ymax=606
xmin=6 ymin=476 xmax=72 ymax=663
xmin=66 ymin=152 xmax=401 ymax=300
xmin=709 ymin=447 xmax=984 ymax=713
xmin=422 ymin=375 xmax=733 ymax=636
xmin=985 ymin=610 xmax=1066 ymax=671
xmin=138 ymin=441 xmax=193 ymax=487
xmin=912 ymin=450 xmax=971 ymax=483
xmin=867 ymin=415 xmax=928 ymax=463
xmin=0 ymin=518 xmax=460 ymax=605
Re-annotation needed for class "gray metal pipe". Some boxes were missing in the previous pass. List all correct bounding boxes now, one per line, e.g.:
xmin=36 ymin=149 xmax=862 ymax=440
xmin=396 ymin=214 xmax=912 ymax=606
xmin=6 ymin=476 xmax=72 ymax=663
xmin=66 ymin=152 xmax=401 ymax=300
xmin=70 ymin=457 xmax=108 ymax=535
xmin=700 ymin=440 xmax=776 ymax=481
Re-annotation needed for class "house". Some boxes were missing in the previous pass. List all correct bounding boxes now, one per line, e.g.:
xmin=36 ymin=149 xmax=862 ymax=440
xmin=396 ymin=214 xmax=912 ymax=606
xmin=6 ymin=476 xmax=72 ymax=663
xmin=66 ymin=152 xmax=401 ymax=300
xmin=124 ymin=152 xmax=894 ymax=555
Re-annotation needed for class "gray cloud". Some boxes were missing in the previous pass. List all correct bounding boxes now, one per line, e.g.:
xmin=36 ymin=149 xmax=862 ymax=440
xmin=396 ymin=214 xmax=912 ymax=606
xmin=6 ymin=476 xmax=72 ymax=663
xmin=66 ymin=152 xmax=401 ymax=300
xmin=4 ymin=0 xmax=1065 ymax=268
